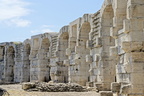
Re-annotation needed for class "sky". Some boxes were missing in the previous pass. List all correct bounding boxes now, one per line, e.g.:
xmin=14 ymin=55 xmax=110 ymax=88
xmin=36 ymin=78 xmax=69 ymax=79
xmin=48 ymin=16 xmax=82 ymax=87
xmin=0 ymin=0 xmax=104 ymax=42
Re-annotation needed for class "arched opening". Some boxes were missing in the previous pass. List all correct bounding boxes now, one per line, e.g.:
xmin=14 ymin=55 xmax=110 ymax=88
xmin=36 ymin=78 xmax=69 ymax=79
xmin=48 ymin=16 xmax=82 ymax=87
xmin=98 ymin=4 xmax=115 ymax=91
xmin=59 ymin=32 xmax=69 ymax=83
xmin=30 ymin=38 xmax=40 ymax=82
xmin=39 ymin=38 xmax=50 ymax=82
xmin=6 ymin=46 xmax=15 ymax=82
xmin=73 ymin=22 xmax=91 ymax=86
xmin=22 ymin=44 xmax=31 ymax=82
xmin=101 ymin=5 xmax=114 ymax=58
xmin=79 ymin=22 xmax=91 ymax=47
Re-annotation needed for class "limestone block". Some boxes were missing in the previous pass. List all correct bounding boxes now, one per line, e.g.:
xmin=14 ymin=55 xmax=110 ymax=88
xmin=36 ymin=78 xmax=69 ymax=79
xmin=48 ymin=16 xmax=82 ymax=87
xmin=112 ymin=17 xmax=117 ymax=27
xmin=131 ymin=18 xmax=144 ymax=31
xmin=118 ymin=29 xmax=124 ymax=35
xmin=47 ymin=52 xmax=50 ymax=57
xmin=129 ymin=0 xmax=144 ymax=4
xmin=123 ymin=19 xmax=130 ymax=33
xmin=75 ymin=46 xmax=85 ymax=54
xmin=131 ymin=73 xmax=144 ymax=84
xmin=90 ymin=76 xmax=97 ymax=82
xmin=86 ymin=55 xmax=92 ymax=63
xmin=95 ymin=83 xmax=103 ymax=91
xmin=122 ymin=41 xmax=143 ymax=52
xmin=130 ymin=52 xmax=144 ymax=62
xmin=93 ymin=54 xmax=99 ymax=62
xmin=96 ymin=37 xmax=102 ymax=47
xmin=110 ymin=27 xmax=118 ymax=38
xmin=86 ymin=82 xmax=94 ymax=87
xmin=131 ymin=84 xmax=144 ymax=93
xmin=54 ymin=51 xmax=59 ymax=57
xmin=131 ymin=42 xmax=143 ymax=51
xmin=74 ymin=59 xmax=81 ymax=65
xmin=92 ymin=62 xmax=97 ymax=68
xmin=99 ymin=91 xmax=113 ymax=96
xmin=63 ymin=60 xmax=70 ymax=66
xmin=86 ymin=40 xmax=92 ymax=49
xmin=110 ymin=46 xmax=118 ymax=56
xmin=120 ymin=84 xmax=131 ymax=94
xmin=75 ymin=54 xmax=81 ymax=59
xmin=127 ymin=30 xmax=144 ymax=41
xmin=93 ymin=69 xmax=98 ymax=75
xmin=116 ymin=73 xmax=130 ymax=83
xmin=124 ymin=63 xmax=132 ymax=73
xmin=66 ymin=48 xmax=71 ymax=56
xmin=111 ymin=82 xmax=121 ymax=93
xmin=127 ymin=4 xmax=144 ymax=19
xmin=132 ymin=62 xmax=144 ymax=72
xmin=75 ymin=46 xmax=82 ymax=54
xmin=102 ymin=75 xmax=115 ymax=83
xmin=104 ymin=36 xmax=115 ymax=46
xmin=121 ymin=41 xmax=131 ymax=52
xmin=116 ymin=64 xmax=126 ymax=74
xmin=22 ymin=82 xmax=35 ymax=90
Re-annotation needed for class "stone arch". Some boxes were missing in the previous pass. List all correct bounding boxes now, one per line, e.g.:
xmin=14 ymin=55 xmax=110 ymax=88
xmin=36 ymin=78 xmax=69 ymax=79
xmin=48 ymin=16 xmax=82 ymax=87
xmin=96 ymin=2 xmax=115 ymax=91
xmin=73 ymin=20 xmax=91 ymax=85
xmin=38 ymin=37 xmax=51 ymax=82
xmin=101 ymin=4 xmax=114 ymax=32
xmin=78 ymin=22 xmax=91 ymax=47
xmin=21 ymin=42 xmax=31 ymax=82
xmin=5 ymin=46 xmax=15 ymax=82
xmin=30 ymin=37 xmax=40 ymax=82
xmin=59 ymin=31 xmax=69 ymax=83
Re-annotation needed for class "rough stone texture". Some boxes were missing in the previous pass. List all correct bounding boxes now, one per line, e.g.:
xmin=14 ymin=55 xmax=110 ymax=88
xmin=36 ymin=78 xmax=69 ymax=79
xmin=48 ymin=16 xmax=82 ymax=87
xmin=22 ymin=82 xmax=87 ymax=92
xmin=111 ymin=82 xmax=120 ymax=93
xmin=1 ymin=0 xmax=144 ymax=96
xmin=22 ymin=82 xmax=35 ymax=90
xmin=0 ymin=84 xmax=99 ymax=96
xmin=100 ymin=91 xmax=113 ymax=96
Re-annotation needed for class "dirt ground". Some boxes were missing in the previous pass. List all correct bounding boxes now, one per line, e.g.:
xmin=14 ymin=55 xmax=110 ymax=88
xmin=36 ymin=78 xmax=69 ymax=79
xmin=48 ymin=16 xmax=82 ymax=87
xmin=0 ymin=84 xmax=100 ymax=96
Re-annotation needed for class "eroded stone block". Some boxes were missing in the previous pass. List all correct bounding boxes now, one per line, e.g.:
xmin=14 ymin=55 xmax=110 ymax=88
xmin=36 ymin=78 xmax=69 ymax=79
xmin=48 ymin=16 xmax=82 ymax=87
xmin=111 ymin=82 xmax=121 ymax=93
xmin=100 ymin=91 xmax=113 ymax=96
xmin=86 ymin=55 xmax=92 ymax=63
xmin=22 ymin=82 xmax=35 ymax=90
xmin=120 ymin=85 xmax=131 ymax=94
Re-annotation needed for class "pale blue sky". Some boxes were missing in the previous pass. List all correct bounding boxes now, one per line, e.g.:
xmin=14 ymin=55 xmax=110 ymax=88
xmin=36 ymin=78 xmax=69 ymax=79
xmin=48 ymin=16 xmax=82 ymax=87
xmin=0 ymin=0 xmax=104 ymax=42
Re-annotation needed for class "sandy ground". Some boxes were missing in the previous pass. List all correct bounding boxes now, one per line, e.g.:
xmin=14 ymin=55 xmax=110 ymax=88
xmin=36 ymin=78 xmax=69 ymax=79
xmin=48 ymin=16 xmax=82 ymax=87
xmin=0 ymin=84 xmax=100 ymax=96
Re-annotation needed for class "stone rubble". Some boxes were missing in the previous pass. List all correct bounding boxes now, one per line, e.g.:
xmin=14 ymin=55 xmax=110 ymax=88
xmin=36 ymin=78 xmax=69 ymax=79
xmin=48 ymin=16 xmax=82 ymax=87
xmin=22 ymin=82 xmax=87 ymax=92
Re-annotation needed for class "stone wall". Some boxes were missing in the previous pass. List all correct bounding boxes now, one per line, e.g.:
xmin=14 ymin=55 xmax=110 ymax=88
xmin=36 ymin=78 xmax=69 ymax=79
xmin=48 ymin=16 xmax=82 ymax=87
xmin=1 ymin=0 xmax=144 ymax=96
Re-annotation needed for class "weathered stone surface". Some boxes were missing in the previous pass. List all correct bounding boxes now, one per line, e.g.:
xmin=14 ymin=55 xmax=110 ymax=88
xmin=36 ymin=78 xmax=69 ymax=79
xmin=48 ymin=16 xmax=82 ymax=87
xmin=100 ymin=91 xmax=113 ymax=96
xmin=24 ymin=82 xmax=87 ymax=92
xmin=111 ymin=82 xmax=121 ymax=93
xmin=22 ymin=82 xmax=35 ymax=90
xmin=1 ymin=0 xmax=144 ymax=96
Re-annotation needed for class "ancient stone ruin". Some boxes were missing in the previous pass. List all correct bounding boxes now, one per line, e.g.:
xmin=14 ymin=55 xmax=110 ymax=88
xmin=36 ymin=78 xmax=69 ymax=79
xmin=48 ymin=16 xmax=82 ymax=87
xmin=1 ymin=0 xmax=144 ymax=96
